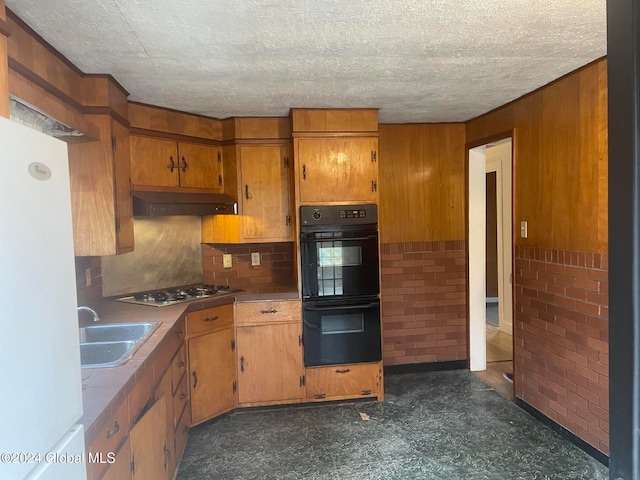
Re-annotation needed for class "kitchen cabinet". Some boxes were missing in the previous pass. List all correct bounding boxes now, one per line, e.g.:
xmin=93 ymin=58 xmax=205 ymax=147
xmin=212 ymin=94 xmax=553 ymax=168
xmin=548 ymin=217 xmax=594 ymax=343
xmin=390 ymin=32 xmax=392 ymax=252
xmin=202 ymin=144 xmax=293 ymax=243
xmin=129 ymin=396 xmax=168 ymax=480
xmin=235 ymin=300 xmax=303 ymax=406
xmin=186 ymin=303 xmax=236 ymax=425
xmin=130 ymin=135 xmax=223 ymax=192
xmin=101 ymin=439 xmax=131 ymax=480
xmin=305 ymin=362 xmax=383 ymax=402
xmin=294 ymin=137 xmax=378 ymax=204
xmin=68 ymin=115 xmax=134 ymax=255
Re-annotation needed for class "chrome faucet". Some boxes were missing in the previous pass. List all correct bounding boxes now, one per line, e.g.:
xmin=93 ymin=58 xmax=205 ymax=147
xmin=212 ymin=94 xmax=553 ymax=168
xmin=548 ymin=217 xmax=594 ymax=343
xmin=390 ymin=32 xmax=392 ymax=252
xmin=77 ymin=306 xmax=100 ymax=322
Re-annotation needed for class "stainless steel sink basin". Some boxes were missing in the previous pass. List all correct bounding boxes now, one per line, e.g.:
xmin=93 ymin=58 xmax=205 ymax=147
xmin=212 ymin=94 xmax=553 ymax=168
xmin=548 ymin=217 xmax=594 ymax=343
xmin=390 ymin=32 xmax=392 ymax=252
xmin=79 ymin=322 xmax=158 ymax=343
xmin=79 ymin=322 xmax=159 ymax=368
xmin=80 ymin=341 xmax=136 ymax=368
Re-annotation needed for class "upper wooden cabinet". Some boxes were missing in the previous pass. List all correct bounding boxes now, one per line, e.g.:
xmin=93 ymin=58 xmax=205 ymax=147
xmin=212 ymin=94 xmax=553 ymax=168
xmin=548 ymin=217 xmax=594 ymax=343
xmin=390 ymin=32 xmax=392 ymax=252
xmin=68 ymin=115 xmax=134 ymax=256
xmin=202 ymin=144 xmax=293 ymax=243
xmin=294 ymin=137 xmax=378 ymax=204
xmin=130 ymin=135 xmax=223 ymax=192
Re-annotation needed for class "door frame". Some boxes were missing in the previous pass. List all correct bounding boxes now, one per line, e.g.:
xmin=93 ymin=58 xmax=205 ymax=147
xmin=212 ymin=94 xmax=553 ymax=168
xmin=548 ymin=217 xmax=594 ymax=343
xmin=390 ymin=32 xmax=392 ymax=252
xmin=466 ymin=132 xmax=514 ymax=372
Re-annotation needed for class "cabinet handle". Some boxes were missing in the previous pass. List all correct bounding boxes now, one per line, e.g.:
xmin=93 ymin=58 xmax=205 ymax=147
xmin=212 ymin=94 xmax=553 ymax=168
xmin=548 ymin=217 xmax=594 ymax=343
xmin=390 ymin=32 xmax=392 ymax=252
xmin=260 ymin=309 xmax=278 ymax=314
xmin=231 ymin=339 xmax=235 ymax=351
xmin=192 ymin=371 xmax=198 ymax=389
xmin=245 ymin=184 xmax=250 ymax=199
xmin=106 ymin=420 xmax=119 ymax=439
xmin=335 ymin=368 xmax=351 ymax=374
xmin=204 ymin=316 xmax=219 ymax=322
xmin=176 ymin=330 xmax=184 ymax=338
xmin=218 ymin=174 xmax=223 ymax=187
xmin=371 ymin=180 xmax=377 ymax=192
xmin=167 ymin=156 xmax=176 ymax=172
xmin=163 ymin=444 xmax=170 ymax=471
xmin=302 ymin=164 xmax=307 ymax=180
xmin=179 ymin=393 xmax=187 ymax=401
xmin=177 ymin=361 xmax=185 ymax=368
xmin=179 ymin=156 xmax=188 ymax=172
xmin=240 ymin=356 xmax=245 ymax=373
xmin=361 ymin=390 xmax=373 ymax=396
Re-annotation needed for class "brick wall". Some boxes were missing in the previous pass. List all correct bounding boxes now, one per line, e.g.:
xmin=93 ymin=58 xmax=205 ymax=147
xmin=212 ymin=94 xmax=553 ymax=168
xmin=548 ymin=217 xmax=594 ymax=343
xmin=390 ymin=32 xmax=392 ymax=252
xmin=514 ymin=245 xmax=609 ymax=454
xmin=75 ymin=256 xmax=102 ymax=307
xmin=202 ymin=242 xmax=295 ymax=288
xmin=381 ymin=240 xmax=467 ymax=365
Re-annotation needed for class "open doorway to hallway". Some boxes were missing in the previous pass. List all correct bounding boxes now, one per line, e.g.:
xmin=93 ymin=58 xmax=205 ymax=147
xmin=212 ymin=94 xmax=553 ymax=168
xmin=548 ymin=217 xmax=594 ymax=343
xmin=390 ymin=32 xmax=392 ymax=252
xmin=468 ymin=138 xmax=514 ymax=400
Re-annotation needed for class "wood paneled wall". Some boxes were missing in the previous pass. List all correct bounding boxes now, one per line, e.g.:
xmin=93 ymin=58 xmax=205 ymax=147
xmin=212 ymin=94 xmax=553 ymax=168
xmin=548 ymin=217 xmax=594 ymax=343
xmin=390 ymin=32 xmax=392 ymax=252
xmin=378 ymin=124 xmax=466 ymax=244
xmin=466 ymin=59 xmax=608 ymax=253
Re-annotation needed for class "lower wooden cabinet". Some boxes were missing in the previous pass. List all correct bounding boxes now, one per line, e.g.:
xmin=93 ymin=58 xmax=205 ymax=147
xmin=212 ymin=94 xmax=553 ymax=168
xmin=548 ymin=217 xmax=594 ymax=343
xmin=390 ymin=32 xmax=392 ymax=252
xmin=186 ymin=303 xmax=237 ymax=426
xmin=305 ymin=362 xmax=383 ymax=402
xmin=236 ymin=322 xmax=303 ymax=406
xmin=100 ymin=439 xmax=131 ymax=480
xmin=189 ymin=326 xmax=236 ymax=424
xmin=130 ymin=397 xmax=168 ymax=480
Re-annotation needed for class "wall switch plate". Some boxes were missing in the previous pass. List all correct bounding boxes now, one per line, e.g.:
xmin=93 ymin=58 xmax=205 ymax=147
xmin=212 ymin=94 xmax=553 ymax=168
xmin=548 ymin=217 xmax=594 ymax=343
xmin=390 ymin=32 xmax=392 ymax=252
xmin=251 ymin=252 xmax=261 ymax=266
xmin=223 ymin=254 xmax=233 ymax=268
xmin=85 ymin=268 xmax=92 ymax=287
xmin=520 ymin=221 xmax=528 ymax=238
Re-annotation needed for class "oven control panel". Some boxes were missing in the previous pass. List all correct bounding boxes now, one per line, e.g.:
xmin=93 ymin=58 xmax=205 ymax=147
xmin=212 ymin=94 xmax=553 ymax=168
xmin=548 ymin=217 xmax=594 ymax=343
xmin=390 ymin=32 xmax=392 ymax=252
xmin=300 ymin=204 xmax=377 ymax=226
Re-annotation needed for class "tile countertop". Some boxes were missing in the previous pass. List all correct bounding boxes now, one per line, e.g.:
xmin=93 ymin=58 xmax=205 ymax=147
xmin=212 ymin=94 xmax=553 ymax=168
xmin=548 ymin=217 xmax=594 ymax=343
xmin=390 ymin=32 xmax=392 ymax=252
xmin=80 ymin=283 xmax=299 ymax=446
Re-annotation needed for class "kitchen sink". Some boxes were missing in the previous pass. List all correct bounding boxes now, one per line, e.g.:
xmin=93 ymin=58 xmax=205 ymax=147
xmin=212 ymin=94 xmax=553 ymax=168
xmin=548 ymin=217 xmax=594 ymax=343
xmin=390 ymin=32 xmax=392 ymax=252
xmin=79 ymin=322 xmax=160 ymax=368
xmin=79 ymin=322 xmax=158 ymax=343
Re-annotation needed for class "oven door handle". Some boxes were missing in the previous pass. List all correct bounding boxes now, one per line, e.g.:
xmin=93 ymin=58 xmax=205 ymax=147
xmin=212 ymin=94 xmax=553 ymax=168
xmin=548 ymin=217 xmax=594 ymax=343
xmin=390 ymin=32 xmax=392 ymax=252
xmin=301 ymin=234 xmax=378 ymax=242
xmin=304 ymin=302 xmax=379 ymax=312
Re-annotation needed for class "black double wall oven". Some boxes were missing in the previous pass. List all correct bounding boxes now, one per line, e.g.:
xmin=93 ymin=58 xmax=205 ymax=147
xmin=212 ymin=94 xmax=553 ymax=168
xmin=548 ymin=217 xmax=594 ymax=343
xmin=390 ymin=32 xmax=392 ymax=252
xmin=300 ymin=204 xmax=382 ymax=367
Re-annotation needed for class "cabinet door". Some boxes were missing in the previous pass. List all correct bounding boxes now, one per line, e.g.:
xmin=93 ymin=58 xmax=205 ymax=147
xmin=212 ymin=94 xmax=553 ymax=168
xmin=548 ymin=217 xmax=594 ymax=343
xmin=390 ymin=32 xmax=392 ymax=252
xmin=112 ymin=120 xmax=134 ymax=252
xmin=305 ymin=363 xmax=380 ymax=401
xmin=101 ymin=438 xmax=132 ymax=480
xmin=154 ymin=368 xmax=176 ymax=479
xmin=297 ymin=137 xmax=378 ymax=203
xmin=130 ymin=136 xmax=179 ymax=187
xmin=240 ymin=145 xmax=291 ymax=241
xmin=130 ymin=397 xmax=168 ymax=480
xmin=189 ymin=327 xmax=236 ymax=425
xmin=236 ymin=323 xmax=303 ymax=405
xmin=177 ymin=142 xmax=223 ymax=190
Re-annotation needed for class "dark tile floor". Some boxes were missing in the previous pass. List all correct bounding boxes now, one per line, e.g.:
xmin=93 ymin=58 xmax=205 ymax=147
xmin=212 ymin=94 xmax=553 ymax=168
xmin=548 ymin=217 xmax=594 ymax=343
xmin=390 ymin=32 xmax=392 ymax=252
xmin=177 ymin=370 xmax=608 ymax=480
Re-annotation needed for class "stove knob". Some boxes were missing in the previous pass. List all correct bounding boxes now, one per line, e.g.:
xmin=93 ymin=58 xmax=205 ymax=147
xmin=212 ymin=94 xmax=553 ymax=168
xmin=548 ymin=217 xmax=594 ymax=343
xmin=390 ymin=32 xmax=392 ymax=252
xmin=312 ymin=209 xmax=322 ymax=221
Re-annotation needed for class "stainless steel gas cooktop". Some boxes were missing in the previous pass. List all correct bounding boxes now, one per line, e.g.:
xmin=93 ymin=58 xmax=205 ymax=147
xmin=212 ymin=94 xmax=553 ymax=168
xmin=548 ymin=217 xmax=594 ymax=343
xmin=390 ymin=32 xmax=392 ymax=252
xmin=116 ymin=285 xmax=242 ymax=307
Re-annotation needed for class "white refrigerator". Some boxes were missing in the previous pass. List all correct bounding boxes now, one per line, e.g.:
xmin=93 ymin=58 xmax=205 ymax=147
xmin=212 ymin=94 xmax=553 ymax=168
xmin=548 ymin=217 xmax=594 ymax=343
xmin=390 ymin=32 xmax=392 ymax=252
xmin=0 ymin=116 xmax=86 ymax=479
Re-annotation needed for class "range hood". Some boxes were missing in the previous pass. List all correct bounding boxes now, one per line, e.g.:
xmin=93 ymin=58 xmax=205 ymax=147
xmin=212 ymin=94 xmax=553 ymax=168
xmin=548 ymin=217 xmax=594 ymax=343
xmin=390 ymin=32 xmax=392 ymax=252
xmin=132 ymin=191 xmax=237 ymax=216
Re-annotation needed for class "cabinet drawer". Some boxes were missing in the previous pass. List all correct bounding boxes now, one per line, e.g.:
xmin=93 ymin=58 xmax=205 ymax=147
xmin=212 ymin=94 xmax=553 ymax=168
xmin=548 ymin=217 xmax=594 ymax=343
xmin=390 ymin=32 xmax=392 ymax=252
xmin=186 ymin=304 xmax=234 ymax=336
xmin=171 ymin=343 xmax=187 ymax=395
xmin=173 ymin=373 xmax=189 ymax=424
xmin=305 ymin=363 xmax=380 ymax=401
xmin=87 ymin=398 xmax=129 ymax=480
xmin=236 ymin=300 xmax=301 ymax=325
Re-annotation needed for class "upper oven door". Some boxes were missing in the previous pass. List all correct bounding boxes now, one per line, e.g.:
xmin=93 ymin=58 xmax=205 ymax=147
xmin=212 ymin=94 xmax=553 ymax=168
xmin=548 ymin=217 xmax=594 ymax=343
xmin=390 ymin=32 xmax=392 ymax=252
xmin=301 ymin=224 xmax=379 ymax=299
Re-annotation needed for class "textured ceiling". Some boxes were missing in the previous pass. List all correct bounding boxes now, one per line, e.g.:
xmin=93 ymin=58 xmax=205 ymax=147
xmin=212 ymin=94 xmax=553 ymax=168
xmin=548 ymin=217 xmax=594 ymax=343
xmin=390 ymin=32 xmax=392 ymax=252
xmin=6 ymin=1 xmax=606 ymax=123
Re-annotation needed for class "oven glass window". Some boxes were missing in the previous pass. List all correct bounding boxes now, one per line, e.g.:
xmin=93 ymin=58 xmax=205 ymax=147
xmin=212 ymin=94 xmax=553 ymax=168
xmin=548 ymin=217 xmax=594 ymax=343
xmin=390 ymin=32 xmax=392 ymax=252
xmin=317 ymin=243 xmax=362 ymax=296
xmin=321 ymin=313 xmax=365 ymax=335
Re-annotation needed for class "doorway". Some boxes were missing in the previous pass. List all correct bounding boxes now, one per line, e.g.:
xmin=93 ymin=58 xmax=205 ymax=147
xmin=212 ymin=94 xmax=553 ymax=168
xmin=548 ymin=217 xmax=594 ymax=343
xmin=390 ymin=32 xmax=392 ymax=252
xmin=468 ymin=138 xmax=514 ymax=395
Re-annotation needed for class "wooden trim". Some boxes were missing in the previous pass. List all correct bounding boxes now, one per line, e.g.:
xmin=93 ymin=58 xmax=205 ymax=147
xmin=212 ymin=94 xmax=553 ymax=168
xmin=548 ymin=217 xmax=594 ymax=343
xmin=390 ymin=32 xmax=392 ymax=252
xmin=129 ymin=127 xmax=222 ymax=146
xmin=84 ymin=73 xmax=129 ymax=97
xmin=464 ymin=130 xmax=514 ymax=150
xmin=290 ymin=107 xmax=379 ymax=113
xmin=291 ymin=131 xmax=379 ymax=138
xmin=466 ymin=56 xmax=607 ymax=124
xmin=84 ymin=106 xmax=130 ymax=128
xmin=0 ymin=17 xmax=10 ymax=38
xmin=515 ymin=398 xmax=609 ymax=465
xmin=131 ymin=185 xmax=222 ymax=194
xmin=8 ymin=57 xmax=84 ymax=111
xmin=128 ymin=100 xmax=223 ymax=122
xmin=221 ymin=138 xmax=291 ymax=146
xmin=6 ymin=9 xmax=84 ymax=77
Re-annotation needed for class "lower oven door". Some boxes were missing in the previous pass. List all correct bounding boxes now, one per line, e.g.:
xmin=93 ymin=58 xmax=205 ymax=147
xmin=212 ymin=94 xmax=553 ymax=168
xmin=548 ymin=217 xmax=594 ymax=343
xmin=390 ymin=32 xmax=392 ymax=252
xmin=303 ymin=296 xmax=382 ymax=367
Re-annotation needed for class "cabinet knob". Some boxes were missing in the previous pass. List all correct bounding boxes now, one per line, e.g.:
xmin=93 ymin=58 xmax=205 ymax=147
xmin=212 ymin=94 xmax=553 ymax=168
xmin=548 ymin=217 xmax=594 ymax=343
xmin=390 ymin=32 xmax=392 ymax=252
xmin=106 ymin=420 xmax=119 ymax=439
xmin=177 ymin=361 xmax=185 ymax=368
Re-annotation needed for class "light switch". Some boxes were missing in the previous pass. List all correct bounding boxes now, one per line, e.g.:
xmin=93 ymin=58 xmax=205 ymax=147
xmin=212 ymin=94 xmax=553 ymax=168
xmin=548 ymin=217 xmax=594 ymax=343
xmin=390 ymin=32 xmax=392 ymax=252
xmin=251 ymin=252 xmax=261 ymax=266
xmin=223 ymin=254 xmax=232 ymax=268
xmin=520 ymin=221 xmax=528 ymax=239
